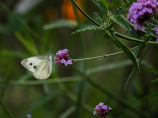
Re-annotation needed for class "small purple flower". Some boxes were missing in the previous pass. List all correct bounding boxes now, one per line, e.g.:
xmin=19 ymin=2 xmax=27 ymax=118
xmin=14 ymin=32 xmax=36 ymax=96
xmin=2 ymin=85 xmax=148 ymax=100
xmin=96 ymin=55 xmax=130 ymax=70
xmin=156 ymin=39 xmax=158 ymax=42
xmin=27 ymin=114 xmax=32 ymax=118
xmin=93 ymin=102 xmax=112 ymax=118
xmin=127 ymin=0 xmax=158 ymax=31
xmin=153 ymin=27 xmax=158 ymax=35
xmin=54 ymin=49 xmax=72 ymax=66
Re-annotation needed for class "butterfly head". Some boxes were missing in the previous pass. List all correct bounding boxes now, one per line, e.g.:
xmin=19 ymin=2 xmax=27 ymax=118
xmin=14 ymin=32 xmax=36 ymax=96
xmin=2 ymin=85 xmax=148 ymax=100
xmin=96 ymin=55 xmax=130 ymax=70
xmin=47 ymin=54 xmax=52 ymax=60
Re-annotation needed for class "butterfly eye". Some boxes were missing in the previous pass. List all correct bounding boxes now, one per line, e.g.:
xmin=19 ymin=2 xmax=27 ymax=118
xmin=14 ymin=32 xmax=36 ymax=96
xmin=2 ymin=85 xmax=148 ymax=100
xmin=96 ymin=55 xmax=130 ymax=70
xmin=34 ymin=66 xmax=36 ymax=69
xmin=30 ymin=63 xmax=32 ymax=65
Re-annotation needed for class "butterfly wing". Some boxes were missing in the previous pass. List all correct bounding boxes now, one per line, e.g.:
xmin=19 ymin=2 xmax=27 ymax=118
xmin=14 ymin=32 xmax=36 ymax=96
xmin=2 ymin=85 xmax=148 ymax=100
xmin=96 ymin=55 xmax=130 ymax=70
xmin=33 ymin=58 xmax=52 ymax=79
xmin=21 ymin=56 xmax=46 ymax=72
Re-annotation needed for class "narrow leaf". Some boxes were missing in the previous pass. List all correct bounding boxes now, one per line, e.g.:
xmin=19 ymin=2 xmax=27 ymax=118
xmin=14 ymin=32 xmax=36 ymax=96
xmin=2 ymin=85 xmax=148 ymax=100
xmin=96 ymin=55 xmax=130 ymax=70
xmin=59 ymin=106 xmax=76 ymax=118
xmin=97 ymin=1 xmax=108 ymax=13
xmin=100 ymin=0 xmax=109 ymax=8
xmin=141 ymin=91 xmax=158 ymax=103
xmin=115 ymin=7 xmax=123 ymax=16
xmin=127 ymin=26 xmax=138 ymax=38
xmin=132 ymin=46 xmax=139 ymax=56
xmin=123 ymin=0 xmax=136 ymax=9
xmin=110 ymin=15 xmax=131 ymax=31
xmin=43 ymin=19 xmax=78 ymax=30
xmin=108 ymin=0 xmax=116 ymax=11
xmin=72 ymin=25 xmax=101 ymax=34
xmin=107 ymin=31 xmax=139 ymax=71
xmin=94 ymin=12 xmax=103 ymax=24
xmin=142 ymin=67 xmax=158 ymax=74
xmin=151 ymin=78 xmax=158 ymax=82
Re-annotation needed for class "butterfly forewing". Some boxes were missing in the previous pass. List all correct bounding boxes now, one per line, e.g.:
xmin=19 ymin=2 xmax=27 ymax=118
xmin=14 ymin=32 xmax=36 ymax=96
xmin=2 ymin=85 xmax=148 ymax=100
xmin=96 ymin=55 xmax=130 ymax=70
xmin=21 ymin=56 xmax=46 ymax=72
xmin=33 ymin=58 xmax=52 ymax=79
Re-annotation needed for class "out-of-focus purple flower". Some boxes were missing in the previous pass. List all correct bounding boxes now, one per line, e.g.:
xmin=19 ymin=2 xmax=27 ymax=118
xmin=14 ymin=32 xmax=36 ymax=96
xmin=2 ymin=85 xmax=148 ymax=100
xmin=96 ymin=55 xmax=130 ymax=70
xmin=93 ymin=102 xmax=112 ymax=117
xmin=153 ymin=27 xmax=158 ymax=35
xmin=27 ymin=114 xmax=32 ymax=118
xmin=156 ymin=39 xmax=158 ymax=42
xmin=54 ymin=49 xmax=72 ymax=66
xmin=127 ymin=0 xmax=158 ymax=31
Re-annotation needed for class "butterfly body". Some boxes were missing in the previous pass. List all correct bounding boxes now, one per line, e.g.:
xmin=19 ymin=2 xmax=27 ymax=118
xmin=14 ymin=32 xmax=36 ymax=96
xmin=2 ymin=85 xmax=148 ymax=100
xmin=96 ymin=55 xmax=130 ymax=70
xmin=21 ymin=54 xmax=52 ymax=79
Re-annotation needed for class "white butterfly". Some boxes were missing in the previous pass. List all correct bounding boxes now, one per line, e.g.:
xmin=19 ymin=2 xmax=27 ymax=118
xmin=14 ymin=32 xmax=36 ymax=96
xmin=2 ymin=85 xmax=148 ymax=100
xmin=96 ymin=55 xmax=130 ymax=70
xmin=21 ymin=54 xmax=52 ymax=79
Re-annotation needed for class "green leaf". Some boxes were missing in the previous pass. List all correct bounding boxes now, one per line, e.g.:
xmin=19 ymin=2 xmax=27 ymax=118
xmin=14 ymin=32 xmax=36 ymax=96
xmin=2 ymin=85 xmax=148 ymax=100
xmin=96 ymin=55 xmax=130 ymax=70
xmin=97 ymin=1 xmax=108 ymax=13
xmin=110 ymin=15 xmax=131 ymax=31
xmin=142 ymin=67 xmax=158 ymax=74
xmin=123 ymin=0 xmax=136 ymax=10
xmin=143 ymin=34 xmax=150 ymax=42
xmin=99 ymin=0 xmax=109 ymax=8
xmin=126 ymin=26 xmax=138 ymax=38
xmin=72 ymin=25 xmax=101 ymax=34
xmin=14 ymin=31 xmax=38 ymax=55
xmin=106 ymin=30 xmax=139 ymax=72
xmin=115 ymin=7 xmax=123 ymax=16
xmin=94 ymin=12 xmax=103 ymax=24
xmin=132 ymin=46 xmax=139 ymax=57
xmin=43 ymin=19 xmax=78 ymax=30
xmin=141 ymin=91 xmax=158 ymax=103
xmin=151 ymin=78 xmax=158 ymax=82
xmin=108 ymin=0 xmax=116 ymax=11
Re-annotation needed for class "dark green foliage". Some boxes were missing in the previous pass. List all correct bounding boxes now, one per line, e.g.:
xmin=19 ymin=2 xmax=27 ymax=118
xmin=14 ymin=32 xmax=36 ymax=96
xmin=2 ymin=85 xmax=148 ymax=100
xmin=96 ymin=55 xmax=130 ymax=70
xmin=71 ymin=25 xmax=101 ymax=34
xmin=110 ymin=15 xmax=131 ymax=31
xmin=106 ymin=30 xmax=139 ymax=72
xmin=94 ymin=12 xmax=103 ymax=24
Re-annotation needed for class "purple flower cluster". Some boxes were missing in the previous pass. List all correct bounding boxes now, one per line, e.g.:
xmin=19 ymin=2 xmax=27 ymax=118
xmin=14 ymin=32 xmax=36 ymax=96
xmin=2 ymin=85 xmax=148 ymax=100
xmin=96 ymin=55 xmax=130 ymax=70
xmin=93 ymin=102 xmax=112 ymax=117
xmin=54 ymin=49 xmax=72 ymax=66
xmin=153 ymin=27 xmax=158 ymax=35
xmin=153 ymin=27 xmax=158 ymax=42
xmin=127 ymin=0 xmax=158 ymax=30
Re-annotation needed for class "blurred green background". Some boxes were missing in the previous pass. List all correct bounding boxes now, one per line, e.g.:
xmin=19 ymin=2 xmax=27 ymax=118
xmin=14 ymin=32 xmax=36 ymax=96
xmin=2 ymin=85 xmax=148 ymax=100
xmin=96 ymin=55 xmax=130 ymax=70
xmin=0 ymin=0 xmax=158 ymax=118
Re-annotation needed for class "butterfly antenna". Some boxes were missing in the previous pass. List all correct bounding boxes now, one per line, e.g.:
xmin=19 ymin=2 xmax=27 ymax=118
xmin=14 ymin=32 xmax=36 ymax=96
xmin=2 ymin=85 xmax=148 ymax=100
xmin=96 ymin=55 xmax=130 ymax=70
xmin=49 ymin=45 xmax=53 ymax=54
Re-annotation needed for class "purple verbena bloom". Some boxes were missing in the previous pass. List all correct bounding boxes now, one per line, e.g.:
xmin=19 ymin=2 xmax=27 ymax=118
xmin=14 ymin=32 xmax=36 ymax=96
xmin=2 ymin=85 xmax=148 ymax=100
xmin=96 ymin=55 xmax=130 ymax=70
xmin=54 ymin=49 xmax=72 ymax=66
xmin=153 ymin=27 xmax=158 ymax=35
xmin=93 ymin=102 xmax=112 ymax=118
xmin=127 ymin=0 xmax=158 ymax=31
xmin=27 ymin=114 xmax=32 ymax=118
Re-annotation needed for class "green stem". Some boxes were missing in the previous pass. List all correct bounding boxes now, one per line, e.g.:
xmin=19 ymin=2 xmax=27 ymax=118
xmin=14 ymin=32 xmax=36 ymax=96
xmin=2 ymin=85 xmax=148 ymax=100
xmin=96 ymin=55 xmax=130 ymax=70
xmin=0 ymin=99 xmax=14 ymax=118
xmin=115 ymin=32 xmax=158 ymax=44
xmin=106 ymin=11 xmax=111 ymax=28
xmin=72 ymin=46 xmax=138 ymax=62
xmin=146 ymin=21 xmax=157 ymax=27
xmin=151 ymin=18 xmax=158 ymax=24
xmin=89 ymin=0 xmax=99 ymax=7
xmin=125 ymin=45 xmax=152 ymax=90
xmin=0 ymin=76 xmax=81 ymax=85
xmin=70 ymin=0 xmax=158 ymax=44
xmin=70 ymin=0 xmax=100 ymax=27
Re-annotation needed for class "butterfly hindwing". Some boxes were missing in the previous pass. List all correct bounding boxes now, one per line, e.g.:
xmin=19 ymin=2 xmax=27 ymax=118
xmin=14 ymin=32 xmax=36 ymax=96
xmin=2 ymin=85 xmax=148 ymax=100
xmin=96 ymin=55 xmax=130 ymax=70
xmin=21 ymin=56 xmax=46 ymax=72
xmin=33 ymin=59 xmax=52 ymax=79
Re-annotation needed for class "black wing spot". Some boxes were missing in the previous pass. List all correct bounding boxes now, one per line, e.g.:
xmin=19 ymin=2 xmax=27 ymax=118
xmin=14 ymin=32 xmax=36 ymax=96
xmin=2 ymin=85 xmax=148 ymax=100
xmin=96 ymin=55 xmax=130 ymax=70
xmin=30 ymin=63 xmax=32 ymax=65
xmin=34 ymin=66 xmax=36 ymax=69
